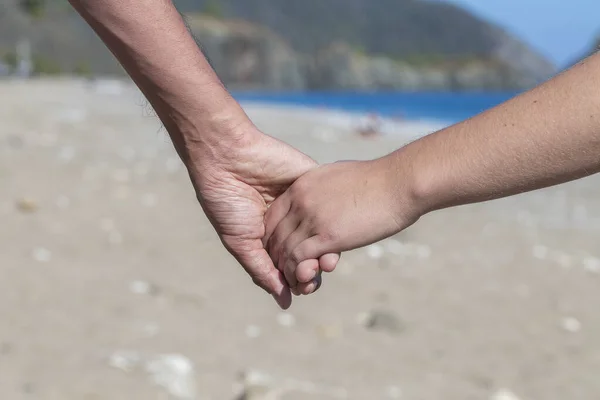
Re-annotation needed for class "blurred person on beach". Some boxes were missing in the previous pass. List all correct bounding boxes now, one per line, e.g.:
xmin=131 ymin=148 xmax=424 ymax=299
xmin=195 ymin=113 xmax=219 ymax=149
xmin=68 ymin=0 xmax=339 ymax=310
xmin=264 ymin=52 xmax=600 ymax=295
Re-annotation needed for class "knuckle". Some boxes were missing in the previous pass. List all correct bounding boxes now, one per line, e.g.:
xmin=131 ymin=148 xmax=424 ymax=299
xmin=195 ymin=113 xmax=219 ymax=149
xmin=289 ymin=247 xmax=304 ymax=265
xmin=319 ymin=228 xmax=340 ymax=244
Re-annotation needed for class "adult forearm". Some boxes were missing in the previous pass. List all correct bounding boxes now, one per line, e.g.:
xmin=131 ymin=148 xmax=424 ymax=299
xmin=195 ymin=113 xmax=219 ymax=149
xmin=68 ymin=0 xmax=251 ymax=152
xmin=396 ymin=52 xmax=600 ymax=215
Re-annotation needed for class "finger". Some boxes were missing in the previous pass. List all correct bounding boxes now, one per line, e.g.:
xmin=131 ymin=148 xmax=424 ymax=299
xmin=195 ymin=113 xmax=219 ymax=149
xmin=319 ymin=253 xmax=341 ymax=273
xmin=280 ymin=222 xmax=313 ymax=287
xmin=267 ymin=213 xmax=301 ymax=271
xmin=232 ymin=243 xmax=292 ymax=309
xmin=296 ymin=272 xmax=323 ymax=296
xmin=294 ymin=253 xmax=340 ymax=284
xmin=283 ymin=235 xmax=335 ymax=287
xmin=263 ymin=191 xmax=291 ymax=248
xmin=296 ymin=259 xmax=320 ymax=283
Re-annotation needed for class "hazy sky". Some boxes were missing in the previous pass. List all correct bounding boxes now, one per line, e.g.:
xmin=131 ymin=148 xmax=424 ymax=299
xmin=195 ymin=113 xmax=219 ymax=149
xmin=446 ymin=0 xmax=598 ymax=66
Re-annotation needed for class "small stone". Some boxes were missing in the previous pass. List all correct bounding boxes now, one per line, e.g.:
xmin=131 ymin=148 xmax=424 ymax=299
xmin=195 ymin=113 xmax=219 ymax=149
xmin=93 ymin=79 xmax=124 ymax=96
xmin=112 ymin=186 xmax=131 ymax=200
xmin=532 ymin=245 xmax=548 ymax=260
xmin=118 ymin=146 xmax=137 ymax=162
xmin=312 ymin=129 xmax=340 ymax=143
xmin=553 ymin=251 xmax=573 ymax=268
xmin=561 ymin=317 xmax=582 ymax=333
xmin=134 ymin=162 xmax=150 ymax=177
xmin=16 ymin=198 xmax=38 ymax=213
xmin=490 ymin=389 xmax=521 ymax=400
xmin=21 ymin=382 xmax=35 ymax=394
xmin=129 ymin=280 xmax=156 ymax=295
xmin=141 ymin=193 xmax=158 ymax=208
xmin=108 ymin=350 xmax=141 ymax=373
xmin=142 ymin=323 xmax=160 ymax=338
xmin=385 ymin=385 xmax=402 ymax=399
xmin=366 ymin=244 xmax=385 ymax=260
xmin=166 ymin=157 xmax=182 ymax=173
xmin=57 ymin=146 xmax=76 ymax=163
xmin=100 ymin=218 xmax=116 ymax=232
xmin=0 ymin=342 xmax=13 ymax=355
xmin=37 ymin=132 xmax=58 ymax=147
xmin=57 ymin=108 xmax=87 ymax=124
xmin=55 ymin=196 xmax=71 ymax=210
xmin=6 ymin=134 xmax=24 ymax=149
xmin=355 ymin=312 xmax=371 ymax=326
xmin=384 ymin=239 xmax=405 ymax=256
xmin=583 ymin=257 xmax=600 ymax=273
xmin=363 ymin=309 xmax=405 ymax=334
xmin=112 ymin=169 xmax=131 ymax=183
xmin=32 ymin=247 xmax=52 ymax=263
xmin=277 ymin=313 xmax=296 ymax=328
xmin=317 ymin=324 xmax=343 ymax=339
xmin=108 ymin=231 xmax=123 ymax=245
xmin=237 ymin=370 xmax=274 ymax=400
xmin=145 ymin=354 xmax=196 ymax=400
xmin=245 ymin=325 xmax=262 ymax=339
xmin=416 ymin=245 xmax=432 ymax=260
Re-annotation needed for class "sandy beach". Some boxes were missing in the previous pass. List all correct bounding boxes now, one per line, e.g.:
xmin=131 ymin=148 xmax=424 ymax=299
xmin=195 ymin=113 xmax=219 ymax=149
xmin=2 ymin=78 xmax=600 ymax=400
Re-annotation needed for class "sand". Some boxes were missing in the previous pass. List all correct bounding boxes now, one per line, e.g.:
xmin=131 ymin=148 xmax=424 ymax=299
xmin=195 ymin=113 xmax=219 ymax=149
xmin=1 ymin=78 xmax=600 ymax=400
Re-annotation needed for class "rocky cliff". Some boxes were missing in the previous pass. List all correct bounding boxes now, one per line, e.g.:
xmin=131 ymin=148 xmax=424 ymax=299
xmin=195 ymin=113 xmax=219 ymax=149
xmin=188 ymin=15 xmax=552 ymax=91
xmin=0 ymin=0 xmax=557 ymax=90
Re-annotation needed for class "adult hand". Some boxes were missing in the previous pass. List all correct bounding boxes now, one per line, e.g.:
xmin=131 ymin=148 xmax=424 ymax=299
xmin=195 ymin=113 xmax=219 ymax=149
xmin=185 ymin=123 xmax=339 ymax=309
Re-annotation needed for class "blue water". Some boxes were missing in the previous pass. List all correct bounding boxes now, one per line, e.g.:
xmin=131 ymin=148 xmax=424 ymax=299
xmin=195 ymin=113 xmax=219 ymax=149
xmin=233 ymin=91 xmax=521 ymax=125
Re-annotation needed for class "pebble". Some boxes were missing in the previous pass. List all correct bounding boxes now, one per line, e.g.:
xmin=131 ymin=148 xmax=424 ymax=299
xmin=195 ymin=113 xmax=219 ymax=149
xmin=490 ymin=389 xmax=521 ymax=400
xmin=532 ymin=245 xmax=548 ymax=260
xmin=6 ymin=134 xmax=24 ymax=149
xmin=108 ymin=231 xmax=123 ymax=245
xmin=111 ymin=186 xmax=131 ymax=200
xmin=366 ymin=244 xmax=385 ymax=260
xmin=16 ymin=198 xmax=38 ymax=213
xmin=363 ymin=309 xmax=405 ymax=334
xmin=108 ymin=350 xmax=141 ymax=373
xmin=57 ymin=145 xmax=76 ymax=163
xmin=55 ymin=195 xmax=71 ymax=209
xmin=129 ymin=280 xmax=155 ymax=295
xmin=57 ymin=108 xmax=87 ymax=124
xmin=118 ymin=146 xmax=137 ymax=162
xmin=32 ymin=247 xmax=52 ymax=263
xmin=416 ymin=245 xmax=432 ymax=260
xmin=245 ymin=325 xmax=262 ymax=339
xmin=142 ymin=323 xmax=160 ymax=338
xmin=134 ymin=162 xmax=150 ymax=177
xmin=312 ymin=129 xmax=340 ymax=143
xmin=276 ymin=313 xmax=296 ymax=328
xmin=316 ymin=324 xmax=343 ymax=339
xmin=583 ymin=256 xmax=600 ymax=273
xmin=166 ymin=157 xmax=182 ymax=173
xmin=552 ymin=251 xmax=573 ymax=269
xmin=100 ymin=218 xmax=116 ymax=232
xmin=37 ymin=132 xmax=58 ymax=147
xmin=141 ymin=193 xmax=158 ymax=208
xmin=145 ymin=354 xmax=196 ymax=400
xmin=561 ymin=317 xmax=582 ymax=333
xmin=385 ymin=385 xmax=402 ymax=399
xmin=112 ymin=169 xmax=131 ymax=183
xmin=237 ymin=370 xmax=274 ymax=400
xmin=93 ymin=79 xmax=125 ymax=96
xmin=384 ymin=239 xmax=405 ymax=255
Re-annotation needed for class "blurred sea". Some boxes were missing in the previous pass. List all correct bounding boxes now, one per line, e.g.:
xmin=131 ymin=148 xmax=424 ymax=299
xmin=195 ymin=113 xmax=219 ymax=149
xmin=233 ymin=91 xmax=521 ymax=125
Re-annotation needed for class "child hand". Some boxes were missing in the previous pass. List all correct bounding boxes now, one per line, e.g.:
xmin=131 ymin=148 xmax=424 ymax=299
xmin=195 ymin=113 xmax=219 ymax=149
xmin=264 ymin=158 xmax=421 ymax=294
